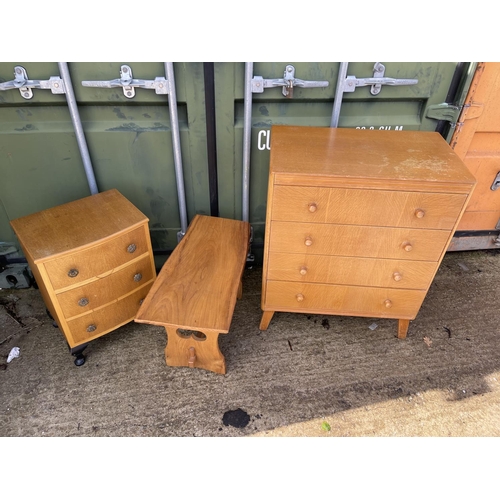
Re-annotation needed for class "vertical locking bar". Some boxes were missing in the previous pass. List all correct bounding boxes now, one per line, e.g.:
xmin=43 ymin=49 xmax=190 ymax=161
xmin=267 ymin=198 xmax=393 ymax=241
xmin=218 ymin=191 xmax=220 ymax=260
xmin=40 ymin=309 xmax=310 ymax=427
xmin=164 ymin=62 xmax=188 ymax=241
xmin=330 ymin=62 xmax=349 ymax=128
xmin=242 ymin=62 xmax=255 ymax=264
xmin=242 ymin=62 xmax=253 ymax=224
xmin=58 ymin=62 xmax=98 ymax=195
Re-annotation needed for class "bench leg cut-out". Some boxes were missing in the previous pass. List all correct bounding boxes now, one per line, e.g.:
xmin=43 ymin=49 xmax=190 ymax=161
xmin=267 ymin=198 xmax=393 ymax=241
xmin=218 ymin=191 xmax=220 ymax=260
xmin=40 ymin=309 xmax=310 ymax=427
xmin=165 ymin=326 xmax=226 ymax=374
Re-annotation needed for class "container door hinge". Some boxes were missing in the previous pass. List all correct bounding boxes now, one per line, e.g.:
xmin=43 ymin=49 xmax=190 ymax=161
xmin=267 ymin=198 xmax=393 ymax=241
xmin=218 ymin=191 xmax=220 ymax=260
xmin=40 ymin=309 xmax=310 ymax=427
xmin=426 ymin=103 xmax=462 ymax=127
xmin=491 ymin=172 xmax=500 ymax=191
xmin=428 ymin=101 xmax=484 ymax=129
xmin=341 ymin=62 xmax=418 ymax=95
xmin=81 ymin=65 xmax=169 ymax=99
xmin=251 ymin=65 xmax=329 ymax=99
xmin=0 ymin=66 xmax=65 ymax=99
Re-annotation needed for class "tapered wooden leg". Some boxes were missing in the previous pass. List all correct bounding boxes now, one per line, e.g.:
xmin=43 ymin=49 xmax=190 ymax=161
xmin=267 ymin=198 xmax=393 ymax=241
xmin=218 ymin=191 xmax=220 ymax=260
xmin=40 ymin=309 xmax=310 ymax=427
xmin=164 ymin=327 xmax=226 ymax=374
xmin=259 ymin=311 xmax=275 ymax=330
xmin=398 ymin=319 xmax=410 ymax=339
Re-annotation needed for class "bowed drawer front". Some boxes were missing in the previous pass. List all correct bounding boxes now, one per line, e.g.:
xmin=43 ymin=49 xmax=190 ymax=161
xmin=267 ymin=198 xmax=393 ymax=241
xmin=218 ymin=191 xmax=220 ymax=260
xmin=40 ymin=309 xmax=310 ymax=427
xmin=10 ymin=189 xmax=156 ymax=357
xmin=260 ymin=126 xmax=476 ymax=338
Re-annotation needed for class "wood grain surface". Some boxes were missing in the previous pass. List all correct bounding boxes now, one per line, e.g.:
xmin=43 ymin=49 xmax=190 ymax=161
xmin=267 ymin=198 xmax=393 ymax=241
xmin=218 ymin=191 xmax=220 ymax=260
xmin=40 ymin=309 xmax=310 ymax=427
xmin=135 ymin=215 xmax=250 ymax=332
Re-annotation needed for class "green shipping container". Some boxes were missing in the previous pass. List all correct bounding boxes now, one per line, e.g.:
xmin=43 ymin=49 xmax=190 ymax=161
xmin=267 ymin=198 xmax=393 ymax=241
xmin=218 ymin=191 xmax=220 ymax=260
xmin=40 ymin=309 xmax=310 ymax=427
xmin=0 ymin=61 xmax=476 ymax=271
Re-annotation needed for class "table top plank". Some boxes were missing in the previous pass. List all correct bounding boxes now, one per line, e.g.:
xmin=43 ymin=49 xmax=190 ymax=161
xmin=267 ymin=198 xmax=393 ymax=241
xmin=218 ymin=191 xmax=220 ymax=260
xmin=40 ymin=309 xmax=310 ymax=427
xmin=135 ymin=215 xmax=250 ymax=332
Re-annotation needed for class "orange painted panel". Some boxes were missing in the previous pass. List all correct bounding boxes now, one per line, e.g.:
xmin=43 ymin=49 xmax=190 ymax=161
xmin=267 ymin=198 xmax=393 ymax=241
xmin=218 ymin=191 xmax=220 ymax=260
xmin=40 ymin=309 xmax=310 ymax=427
xmin=452 ymin=63 xmax=500 ymax=232
xmin=459 ymin=211 xmax=500 ymax=231
xmin=460 ymin=157 xmax=500 ymax=212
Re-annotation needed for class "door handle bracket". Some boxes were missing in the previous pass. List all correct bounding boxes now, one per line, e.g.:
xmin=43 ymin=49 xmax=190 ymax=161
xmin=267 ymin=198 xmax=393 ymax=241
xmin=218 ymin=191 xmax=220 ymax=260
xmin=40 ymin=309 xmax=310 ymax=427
xmin=0 ymin=66 xmax=65 ymax=99
xmin=81 ymin=64 xmax=169 ymax=99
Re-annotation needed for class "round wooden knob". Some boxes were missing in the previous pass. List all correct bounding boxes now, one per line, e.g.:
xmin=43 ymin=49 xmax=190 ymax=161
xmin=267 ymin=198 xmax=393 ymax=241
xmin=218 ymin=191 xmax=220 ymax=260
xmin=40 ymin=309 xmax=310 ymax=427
xmin=308 ymin=203 xmax=317 ymax=213
xmin=67 ymin=268 xmax=79 ymax=278
xmin=299 ymin=266 xmax=308 ymax=276
xmin=384 ymin=299 xmax=392 ymax=308
xmin=304 ymin=237 xmax=313 ymax=246
xmin=296 ymin=293 xmax=304 ymax=302
xmin=415 ymin=209 xmax=425 ymax=219
xmin=403 ymin=242 xmax=413 ymax=252
xmin=393 ymin=272 xmax=402 ymax=282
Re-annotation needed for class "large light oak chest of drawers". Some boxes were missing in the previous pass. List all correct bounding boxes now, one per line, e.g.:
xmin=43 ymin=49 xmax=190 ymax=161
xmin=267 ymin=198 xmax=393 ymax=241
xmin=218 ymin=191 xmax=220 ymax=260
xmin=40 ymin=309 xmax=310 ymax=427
xmin=259 ymin=126 xmax=476 ymax=338
xmin=10 ymin=189 xmax=156 ymax=363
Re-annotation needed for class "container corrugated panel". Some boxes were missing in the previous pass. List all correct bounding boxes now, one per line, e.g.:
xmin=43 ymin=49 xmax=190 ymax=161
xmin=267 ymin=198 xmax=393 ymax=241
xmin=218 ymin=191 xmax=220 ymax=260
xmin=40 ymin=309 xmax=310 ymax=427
xmin=0 ymin=62 xmax=210 ymax=255
xmin=1 ymin=61 xmax=474 ymax=263
xmin=214 ymin=62 xmax=474 ymax=255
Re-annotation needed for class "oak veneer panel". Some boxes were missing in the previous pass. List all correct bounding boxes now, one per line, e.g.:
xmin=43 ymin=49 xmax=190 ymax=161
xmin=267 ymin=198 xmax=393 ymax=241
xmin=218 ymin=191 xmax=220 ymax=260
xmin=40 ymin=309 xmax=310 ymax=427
xmin=271 ymin=185 xmax=467 ymax=230
xmin=269 ymin=221 xmax=450 ymax=262
xmin=270 ymin=126 xmax=477 ymax=186
xmin=10 ymin=189 xmax=156 ymax=353
xmin=68 ymin=284 xmax=153 ymax=345
xmin=57 ymin=254 xmax=155 ymax=319
xmin=10 ymin=189 xmax=147 ymax=262
xmin=274 ymin=173 xmax=473 ymax=194
xmin=267 ymin=252 xmax=438 ymax=290
xmin=265 ymin=281 xmax=427 ymax=320
xmin=260 ymin=126 xmax=476 ymax=337
xmin=135 ymin=215 xmax=250 ymax=332
xmin=44 ymin=225 xmax=149 ymax=291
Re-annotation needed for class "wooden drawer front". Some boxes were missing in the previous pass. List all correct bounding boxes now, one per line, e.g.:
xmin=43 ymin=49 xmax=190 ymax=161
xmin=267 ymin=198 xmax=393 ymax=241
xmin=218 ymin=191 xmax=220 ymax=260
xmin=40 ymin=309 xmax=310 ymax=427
xmin=267 ymin=252 xmax=438 ymax=290
xmin=57 ymin=254 xmax=155 ymax=319
xmin=265 ymin=281 xmax=426 ymax=319
xmin=269 ymin=221 xmax=450 ymax=261
xmin=44 ymin=225 xmax=149 ymax=290
xmin=271 ymin=185 xmax=466 ymax=230
xmin=67 ymin=284 xmax=153 ymax=345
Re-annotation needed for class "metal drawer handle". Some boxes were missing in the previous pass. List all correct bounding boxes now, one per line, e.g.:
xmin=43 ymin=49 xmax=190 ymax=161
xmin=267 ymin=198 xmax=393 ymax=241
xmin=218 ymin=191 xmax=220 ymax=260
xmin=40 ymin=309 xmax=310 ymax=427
xmin=78 ymin=298 xmax=89 ymax=307
xmin=134 ymin=273 xmax=142 ymax=282
xmin=86 ymin=324 xmax=97 ymax=333
xmin=127 ymin=243 xmax=137 ymax=253
xmin=68 ymin=268 xmax=79 ymax=278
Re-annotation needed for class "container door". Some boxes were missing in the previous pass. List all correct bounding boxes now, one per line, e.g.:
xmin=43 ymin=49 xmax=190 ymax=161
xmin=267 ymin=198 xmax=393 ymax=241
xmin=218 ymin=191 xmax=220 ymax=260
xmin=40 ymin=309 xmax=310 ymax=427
xmin=214 ymin=62 xmax=472 ymax=259
xmin=448 ymin=62 xmax=500 ymax=250
xmin=0 ymin=62 xmax=210 ymax=257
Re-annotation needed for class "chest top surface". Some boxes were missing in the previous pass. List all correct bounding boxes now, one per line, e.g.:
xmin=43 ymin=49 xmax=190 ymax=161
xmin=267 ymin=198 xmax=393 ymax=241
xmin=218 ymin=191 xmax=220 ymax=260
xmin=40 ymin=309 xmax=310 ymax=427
xmin=269 ymin=126 xmax=476 ymax=187
xmin=10 ymin=189 xmax=148 ymax=262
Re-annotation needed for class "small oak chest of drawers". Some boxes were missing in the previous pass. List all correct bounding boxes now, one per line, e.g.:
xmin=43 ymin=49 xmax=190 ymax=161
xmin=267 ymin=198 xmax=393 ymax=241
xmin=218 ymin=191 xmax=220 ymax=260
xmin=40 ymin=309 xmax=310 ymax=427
xmin=259 ymin=126 xmax=476 ymax=338
xmin=10 ymin=189 xmax=156 ymax=365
